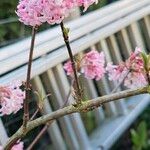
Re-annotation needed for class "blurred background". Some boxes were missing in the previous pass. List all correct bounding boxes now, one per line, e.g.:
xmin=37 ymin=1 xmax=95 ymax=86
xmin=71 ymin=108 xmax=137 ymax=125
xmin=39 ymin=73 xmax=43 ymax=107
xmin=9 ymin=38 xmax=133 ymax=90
xmin=0 ymin=0 xmax=150 ymax=150
xmin=0 ymin=0 xmax=118 ymax=48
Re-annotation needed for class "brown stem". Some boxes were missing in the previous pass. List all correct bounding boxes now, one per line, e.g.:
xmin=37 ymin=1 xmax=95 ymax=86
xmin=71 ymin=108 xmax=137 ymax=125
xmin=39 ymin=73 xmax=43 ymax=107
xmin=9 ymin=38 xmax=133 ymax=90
xmin=146 ymin=72 xmax=150 ymax=84
xmin=60 ymin=22 xmax=82 ymax=103
xmin=23 ymin=27 xmax=37 ymax=129
xmin=30 ymin=109 xmax=39 ymax=121
xmin=25 ymin=87 xmax=149 ymax=127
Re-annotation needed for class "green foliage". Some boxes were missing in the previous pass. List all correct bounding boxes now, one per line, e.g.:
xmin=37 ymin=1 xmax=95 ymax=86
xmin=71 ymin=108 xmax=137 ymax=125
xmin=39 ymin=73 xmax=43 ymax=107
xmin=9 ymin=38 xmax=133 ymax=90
xmin=141 ymin=52 xmax=150 ymax=72
xmin=0 ymin=0 xmax=18 ymax=19
xmin=81 ymin=111 xmax=97 ymax=134
xmin=111 ymin=106 xmax=150 ymax=150
xmin=0 ymin=1 xmax=50 ymax=47
xmin=0 ymin=0 xmax=18 ymax=45
xmin=130 ymin=121 xmax=150 ymax=150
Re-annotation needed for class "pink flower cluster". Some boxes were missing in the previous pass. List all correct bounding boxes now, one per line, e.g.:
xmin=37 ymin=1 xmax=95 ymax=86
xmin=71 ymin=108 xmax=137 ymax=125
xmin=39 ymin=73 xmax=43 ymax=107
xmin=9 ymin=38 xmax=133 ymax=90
xmin=124 ymin=72 xmax=147 ymax=89
xmin=106 ymin=62 xmax=127 ymax=82
xmin=106 ymin=48 xmax=148 ymax=89
xmin=0 ymin=81 xmax=25 ymax=115
xmin=64 ymin=61 xmax=74 ymax=76
xmin=0 ymin=141 xmax=23 ymax=150
xmin=81 ymin=50 xmax=105 ymax=80
xmin=16 ymin=0 xmax=98 ymax=26
xmin=64 ymin=49 xmax=105 ymax=80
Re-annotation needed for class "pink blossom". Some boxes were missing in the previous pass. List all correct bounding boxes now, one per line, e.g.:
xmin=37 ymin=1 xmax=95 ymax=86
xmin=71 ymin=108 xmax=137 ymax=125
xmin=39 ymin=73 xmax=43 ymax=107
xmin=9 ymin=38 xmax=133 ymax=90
xmin=126 ymin=47 xmax=143 ymax=70
xmin=106 ymin=62 xmax=128 ymax=82
xmin=81 ymin=50 xmax=105 ymax=80
xmin=106 ymin=47 xmax=148 ymax=89
xmin=16 ymin=0 xmax=46 ymax=26
xmin=16 ymin=0 xmax=99 ymax=26
xmin=124 ymin=72 xmax=147 ymax=89
xmin=11 ymin=141 xmax=24 ymax=150
xmin=64 ymin=49 xmax=105 ymax=80
xmin=16 ymin=0 xmax=74 ymax=26
xmin=0 ymin=141 xmax=23 ymax=150
xmin=64 ymin=61 xmax=74 ymax=76
xmin=41 ymin=0 xmax=70 ymax=25
xmin=0 ymin=81 xmax=25 ymax=115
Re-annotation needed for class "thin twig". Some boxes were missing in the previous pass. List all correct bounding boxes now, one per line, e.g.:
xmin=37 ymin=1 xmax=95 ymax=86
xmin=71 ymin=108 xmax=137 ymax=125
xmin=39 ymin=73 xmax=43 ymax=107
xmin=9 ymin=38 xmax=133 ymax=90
xmin=26 ymin=79 xmax=74 ymax=150
xmin=26 ymin=123 xmax=50 ymax=150
xmin=61 ymin=79 xmax=75 ymax=108
xmin=29 ymin=92 xmax=52 ymax=121
xmin=111 ymin=70 xmax=130 ymax=93
xmin=23 ymin=27 xmax=37 ymax=129
xmin=60 ymin=21 xmax=82 ymax=104
xmin=30 ymin=109 xmax=39 ymax=121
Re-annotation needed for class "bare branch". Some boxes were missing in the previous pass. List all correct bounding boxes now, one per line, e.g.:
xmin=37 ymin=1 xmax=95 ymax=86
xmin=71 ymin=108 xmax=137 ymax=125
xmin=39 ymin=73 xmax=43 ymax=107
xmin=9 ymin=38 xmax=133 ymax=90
xmin=111 ymin=70 xmax=130 ymax=93
xmin=30 ymin=109 xmax=39 ymax=121
xmin=4 ymin=86 xmax=149 ymax=150
xmin=26 ymin=122 xmax=51 ymax=150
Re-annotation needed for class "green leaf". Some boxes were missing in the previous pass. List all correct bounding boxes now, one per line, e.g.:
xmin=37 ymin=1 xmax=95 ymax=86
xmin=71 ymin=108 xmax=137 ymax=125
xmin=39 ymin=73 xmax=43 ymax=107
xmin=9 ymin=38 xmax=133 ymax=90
xmin=141 ymin=52 xmax=148 ymax=71
xmin=64 ymin=27 xmax=70 ymax=36
xmin=147 ymin=86 xmax=150 ymax=94
xmin=147 ymin=54 xmax=150 ymax=70
xmin=131 ymin=129 xmax=140 ymax=146
xmin=137 ymin=121 xmax=148 ymax=148
xmin=130 ymin=121 xmax=148 ymax=150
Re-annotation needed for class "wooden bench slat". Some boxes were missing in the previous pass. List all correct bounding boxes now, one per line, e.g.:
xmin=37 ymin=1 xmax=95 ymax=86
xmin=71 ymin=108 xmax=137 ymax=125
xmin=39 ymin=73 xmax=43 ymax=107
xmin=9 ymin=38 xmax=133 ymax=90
xmin=0 ymin=4 xmax=150 ymax=80
xmin=32 ymin=76 xmax=66 ymax=150
xmin=0 ymin=0 xmax=139 ymax=61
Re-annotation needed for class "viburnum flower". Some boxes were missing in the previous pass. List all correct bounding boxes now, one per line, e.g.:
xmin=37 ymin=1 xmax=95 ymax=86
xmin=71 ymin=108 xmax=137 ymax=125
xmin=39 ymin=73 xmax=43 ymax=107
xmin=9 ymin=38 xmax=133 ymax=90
xmin=106 ymin=62 xmax=128 ymax=82
xmin=0 ymin=141 xmax=23 ymax=150
xmin=11 ymin=141 xmax=24 ymax=150
xmin=77 ymin=0 xmax=98 ymax=11
xmin=106 ymin=47 xmax=148 ymax=89
xmin=125 ymin=47 xmax=143 ymax=71
xmin=64 ymin=49 xmax=105 ymax=80
xmin=124 ymin=72 xmax=147 ymax=89
xmin=0 ymin=81 xmax=25 ymax=115
xmin=81 ymin=50 xmax=105 ymax=80
xmin=41 ymin=0 xmax=71 ymax=25
xmin=16 ymin=0 xmax=99 ymax=26
xmin=16 ymin=0 xmax=75 ymax=26
xmin=16 ymin=0 xmax=46 ymax=26
xmin=63 ymin=61 xmax=74 ymax=76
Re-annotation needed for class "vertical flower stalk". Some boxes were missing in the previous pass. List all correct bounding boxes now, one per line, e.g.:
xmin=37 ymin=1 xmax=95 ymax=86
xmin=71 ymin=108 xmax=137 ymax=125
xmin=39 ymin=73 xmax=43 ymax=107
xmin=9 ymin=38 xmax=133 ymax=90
xmin=23 ymin=27 xmax=37 ymax=129
xmin=60 ymin=21 xmax=82 ymax=104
